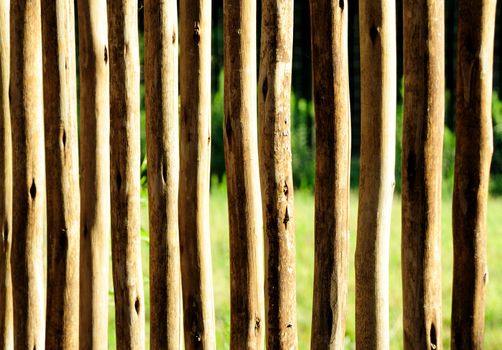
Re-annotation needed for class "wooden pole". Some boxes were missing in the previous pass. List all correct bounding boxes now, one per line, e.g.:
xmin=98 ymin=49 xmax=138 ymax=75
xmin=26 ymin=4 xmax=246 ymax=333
xmin=144 ymin=0 xmax=182 ymax=347
xmin=0 ymin=1 xmax=13 ymax=348
xmin=355 ymin=0 xmax=396 ymax=348
xmin=309 ymin=0 xmax=351 ymax=348
xmin=10 ymin=0 xmax=46 ymax=347
xmin=42 ymin=0 xmax=80 ymax=347
xmin=76 ymin=0 xmax=110 ymax=348
xmin=108 ymin=0 xmax=145 ymax=348
xmin=258 ymin=0 xmax=297 ymax=347
xmin=451 ymin=0 xmax=497 ymax=348
xmin=223 ymin=0 xmax=265 ymax=346
xmin=179 ymin=0 xmax=216 ymax=347
xmin=402 ymin=0 xmax=444 ymax=348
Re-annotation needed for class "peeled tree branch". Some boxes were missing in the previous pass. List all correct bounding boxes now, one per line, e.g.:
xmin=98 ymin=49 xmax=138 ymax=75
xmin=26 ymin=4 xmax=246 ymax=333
xmin=451 ymin=0 xmax=497 ymax=348
xmin=356 ymin=0 xmax=396 ymax=348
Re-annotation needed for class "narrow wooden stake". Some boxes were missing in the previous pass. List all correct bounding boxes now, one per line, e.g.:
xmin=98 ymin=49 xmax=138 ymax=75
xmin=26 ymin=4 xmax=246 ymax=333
xmin=223 ymin=0 xmax=265 ymax=346
xmin=309 ymin=0 xmax=351 ymax=348
xmin=144 ymin=0 xmax=182 ymax=347
xmin=258 ymin=0 xmax=297 ymax=347
xmin=42 ymin=0 xmax=80 ymax=347
xmin=179 ymin=0 xmax=216 ymax=347
xmin=355 ymin=0 xmax=396 ymax=348
xmin=108 ymin=0 xmax=145 ymax=348
xmin=76 ymin=0 xmax=111 ymax=348
xmin=10 ymin=0 xmax=46 ymax=347
xmin=0 ymin=1 xmax=13 ymax=348
xmin=402 ymin=0 xmax=444 ymax=348
xmin=451 ymin=0 xmax=497 ymax=348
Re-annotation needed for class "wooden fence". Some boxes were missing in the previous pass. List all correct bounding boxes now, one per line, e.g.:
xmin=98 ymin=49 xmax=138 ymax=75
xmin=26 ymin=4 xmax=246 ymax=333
xmin=0 ymin=0 xmax=497 ymax=349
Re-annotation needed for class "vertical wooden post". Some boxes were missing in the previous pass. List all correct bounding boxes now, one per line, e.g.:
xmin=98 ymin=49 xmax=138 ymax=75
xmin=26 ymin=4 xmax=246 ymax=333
xmin=451 ymin=0 xmax=497 ymax=348
xmin=144 ymin=0 xmax=182 ymax=347
xmin=258 ymin=0 xmax=297 ymax=347
xmin=10 ymin=0 xmax=46 ymax=347
xmin=76 ymin=0 xmax=110 ymax=348
xmin=0 ymin=1 xmax=13 ymax=348
xmin=223 ymin=0 xmax=265 ymax=346
xmin=309 ymin=0 xmax=351 ymax=348
xmin=355 ymin=0 xmax=396 ymax=348
xmin=179 ymin=0 xmax=216 ymax=347
xmin=42 ymin=0 xmax=80 ymax=347
xmin=108 ymin=0 xmax=145 ymax=348
xmin=402 ymin=0 xmax=444 ymax=348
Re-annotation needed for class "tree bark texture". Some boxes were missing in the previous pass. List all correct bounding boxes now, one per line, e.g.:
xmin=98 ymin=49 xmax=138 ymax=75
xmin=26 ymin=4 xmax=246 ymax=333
xmin=451 ymin=0 xmax=497 ymax=348
xmin=179 ymin=0 xmax=216 ymax=347
xmin=144 ymin=0 xmax=182 ymax=347
xmin=10 ymin=0 xmax=46 ymax=347
xmin=402 ymin=0 xmax=444 ymax=348
xmin=108 ymin=0 xmax=145 ymax=348
xmin=0 ymin=1 xmax=12 ymax=348
xmin=309 ymin=0 xmax=351 ymax=348
xmin=76 ymin=0 xmax=110 ymax=348
xmin=41 ymin=0 xmax=80 ymax=347
xmin=258 ymin=0 xmax=297 ymax=347
xmin=355 ymin=0 xmax=396 ymax=348
xmin=223 ymin=0 xmax=265 ymax=347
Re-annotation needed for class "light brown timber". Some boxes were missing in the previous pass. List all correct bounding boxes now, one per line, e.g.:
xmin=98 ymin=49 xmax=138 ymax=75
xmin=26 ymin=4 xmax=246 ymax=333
xmin=42 ymin=0 xmax=80 ymax=347
xmin=0 ymin=0 xmax=12 ymax=348
xmin=258 ymin=0 xmax=297 ymax=347
xmin=144 ymin=0 xmax=182 ymax=347
xmin=10 ymin=0 xmax=46 ymax=347
xmin=223 ymin=0 xmax=265 ymax=346
xmin=179 ymin=0 xmax=216 ymax=347
xmin=309 ymin=0 xmax=351 ymax=348
xmin=76 ymin=0 xmax=111 ymax=347
xmin=402 ymin=0 xmax=444 ymax=348
xmin=451 ymin=0 xmax=497 ymax=348
xmin=355 ymin=0 xmax=396 ymax=348
xmin=108 ymin=0 xmax=145 ymax=348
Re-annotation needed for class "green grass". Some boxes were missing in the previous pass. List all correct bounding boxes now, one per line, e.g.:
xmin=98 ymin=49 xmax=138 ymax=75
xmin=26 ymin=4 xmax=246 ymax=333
xmin=108 ymin=185 xmax=502 ymax=349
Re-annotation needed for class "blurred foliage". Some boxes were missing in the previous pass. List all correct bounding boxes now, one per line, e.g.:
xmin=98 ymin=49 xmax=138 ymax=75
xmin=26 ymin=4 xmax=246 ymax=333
xmin=290 ymin=94 xmax=315 ymax=189
xmin=490 ymin=92 xmax=502 ymax=194
xmin=139 ymin=70 xmax=502 ymax=196
xmin=134 ymin=19 xmax=502 ymax=196
xmin=208 ymin=71 xmax=316 ymax=190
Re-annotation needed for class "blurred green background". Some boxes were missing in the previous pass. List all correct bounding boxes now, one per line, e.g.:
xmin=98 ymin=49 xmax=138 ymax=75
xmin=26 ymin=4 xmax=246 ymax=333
xmin=98 ymin=0 xmax=502 ymax=347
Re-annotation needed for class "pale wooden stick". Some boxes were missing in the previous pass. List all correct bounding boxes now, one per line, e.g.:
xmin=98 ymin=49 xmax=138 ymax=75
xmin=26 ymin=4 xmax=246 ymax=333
xmin=10 ymin=0 xmax=46 ymax=347
xmin=402 ymin=0 xmax=444 ymax=348
xmin=108 ymin=0 xmax=145 ymax=347
xmin=451 ymin=0 xmax=497 ymax=348
xmin=179 ymin=0 xmax=216 ymax=347
xmin=356 ymin=0 xmax=396 ymax=348
xmin=258 ymin=0 xmax=297 ymax=346
xmin=144 ymin=0 xmax=182 ymax=347
xmin=76 ymin=0 xmax=111 ymax=347
xmin=42 ymin=0 xmax=80 ymax=347
xmin=309 ymin=0 xmax=351 ymax=348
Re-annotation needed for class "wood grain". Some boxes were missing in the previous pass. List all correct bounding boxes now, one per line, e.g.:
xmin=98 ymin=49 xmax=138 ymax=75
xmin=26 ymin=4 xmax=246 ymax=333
xmin=258 ymin=0 xmax=297 ymax=347
xmin=309 ymin=0 xmax=351 ymax=348
xmin=0 ymin=1 xmax=12 ymax=348
xmin=224 ymin=0 xmax=265 ymax=346
xmin=76 ymin=0 xmax=111 ymax=347
xmin=10 ymin=0 xmax=46 ymax=347
xmin=179 ymin=0 xmax=216 ymax=347
xmin=42 ymin=0 xmax=80 ymax=347
xmin=402 ymin=0 xmax=444 ymax=348
xmin=144 ymin=0 xmax=183 ymax=347
xmin=108 ymin=0 xmax=145 ymax=347
xmin=451 ymin=0 xmax=497 ymax=348
xmin=356 ymin=0 xmax=396 ymax=348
